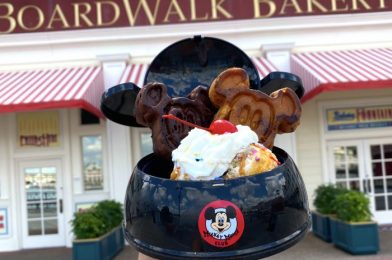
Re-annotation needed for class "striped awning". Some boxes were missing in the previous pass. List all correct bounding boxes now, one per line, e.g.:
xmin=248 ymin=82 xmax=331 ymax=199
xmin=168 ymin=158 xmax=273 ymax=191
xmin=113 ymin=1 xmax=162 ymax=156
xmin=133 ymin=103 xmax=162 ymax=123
xmin=291 ymin=48 xmax=392 ymax=102
xmin=251 ymin=57 xmax=278 ymax=78
xmin=118 ymin=57 xmax=277 ymax=88
xmin=0 ymin=66 xmax=104 ymax=117
xmin=118 ymin=63 xmax=149 ymax=87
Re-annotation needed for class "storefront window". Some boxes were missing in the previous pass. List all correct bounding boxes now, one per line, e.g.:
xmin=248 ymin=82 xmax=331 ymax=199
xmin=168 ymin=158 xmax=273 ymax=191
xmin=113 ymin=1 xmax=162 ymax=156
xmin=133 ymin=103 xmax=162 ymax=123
xmin=332 ymin=145 xmax=360 ymax=190
xmin=81 ymin=136 xmax=103 ymax=191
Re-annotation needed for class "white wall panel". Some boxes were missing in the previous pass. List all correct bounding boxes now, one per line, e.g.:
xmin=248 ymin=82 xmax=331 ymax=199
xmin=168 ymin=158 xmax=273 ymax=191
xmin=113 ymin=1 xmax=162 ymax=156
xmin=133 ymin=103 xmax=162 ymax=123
xmin=0 ymin=115 xmax=9 ymax=199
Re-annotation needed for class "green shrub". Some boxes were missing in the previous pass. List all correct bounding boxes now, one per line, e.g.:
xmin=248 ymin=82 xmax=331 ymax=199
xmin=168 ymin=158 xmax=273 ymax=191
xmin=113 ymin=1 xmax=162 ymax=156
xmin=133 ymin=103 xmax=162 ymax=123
xmin=334 ymin=190 xmax=371 ymax=222
xmin=71 ymin=200 xmax=123 ymax=240
xmin=71 ymin=209 xmax=107 ymax=239
xmin=95 ymin=200 xmax=123 ymax=230
xmin=314 ymin=184 xmax=346 ymax=214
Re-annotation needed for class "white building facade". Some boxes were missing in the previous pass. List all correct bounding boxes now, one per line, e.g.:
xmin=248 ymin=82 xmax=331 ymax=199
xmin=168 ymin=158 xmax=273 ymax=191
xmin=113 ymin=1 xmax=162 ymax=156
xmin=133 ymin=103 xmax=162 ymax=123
xmin=0 ymin=0 xmax=391 ymax=251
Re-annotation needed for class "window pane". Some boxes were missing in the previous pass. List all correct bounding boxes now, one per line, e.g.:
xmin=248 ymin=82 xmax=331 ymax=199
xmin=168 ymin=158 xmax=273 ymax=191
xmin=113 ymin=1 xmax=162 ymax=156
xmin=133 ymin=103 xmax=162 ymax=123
xmin=26 ymin=191 xmax=41 ymax=202
xmin=82 ymin=136 xmax=103 ymax=191
xmin=27 ymin=203 xmax=41 ymax=219
xmin=348 ymin=164 xmax=359 ymax=178
xmin=28 ymin=220 xmax=42 ymax=236
xmin=333 ymin=146 xmax=346 ymax=179
xmin=387 ymin=179 xmax=392 ymax=193
xmin=375 ymin=196 xmax=386 ymax=211
xmin=384 ymin=144 xmax=392 ymax=159
xmin=335 ymin=168 xmax=346 ymax=179
xmin=386 ymin=161 xmax=392 ymax=176
xmin=374 ymin=179 xmax=385 ymax=194
xmin=349 ymin=180 xmax=360 ymax=191
xmin=44 ymin=219 xmax=58 ymax=235
xmin=371 ymin=145 xmax=381 ymax=160
xmin=25 ymin=168 xmax=41 ymax=191
xmin=347 ymin=146 xmax=357 ymax=158
xmin=389 ymin=196 xmax=392 ymax=210
xmin=372 ymin=162 xmax=383 ymax=177
xmin=336 ymin=181 xmax=347 ymax=189
xmin=43 ymin=202 xmax=57 ymax=217
xmin=140 ymin=132 xmax=153 ymax=157
xmin=41 ymin=168 xmax=57 ymax=201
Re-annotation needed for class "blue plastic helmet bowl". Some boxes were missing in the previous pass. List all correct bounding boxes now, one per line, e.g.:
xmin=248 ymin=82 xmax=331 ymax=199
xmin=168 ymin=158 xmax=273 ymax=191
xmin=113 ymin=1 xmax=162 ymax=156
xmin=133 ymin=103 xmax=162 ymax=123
xmin=124 ymin=147 xmax=310 ymax=260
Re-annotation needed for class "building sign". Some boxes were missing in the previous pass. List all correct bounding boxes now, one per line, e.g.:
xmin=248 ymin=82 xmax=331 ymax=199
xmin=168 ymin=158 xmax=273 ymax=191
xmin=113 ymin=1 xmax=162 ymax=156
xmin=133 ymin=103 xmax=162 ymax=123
xmin=0 ymin=208 xmax=8 ymax=236
xmin=0 ymin=0 xmax=390 ymax=34
xmin=17 ymin=111 xmax=60 ymax=147
xmin=327 ymin=105 xmax=392 ymax=131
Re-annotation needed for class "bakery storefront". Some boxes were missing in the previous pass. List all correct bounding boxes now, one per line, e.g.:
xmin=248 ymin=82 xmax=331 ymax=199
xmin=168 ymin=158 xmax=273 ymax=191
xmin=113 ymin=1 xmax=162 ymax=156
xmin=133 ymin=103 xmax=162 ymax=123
xmin=0 ymin=0 xmax=391 ymax=251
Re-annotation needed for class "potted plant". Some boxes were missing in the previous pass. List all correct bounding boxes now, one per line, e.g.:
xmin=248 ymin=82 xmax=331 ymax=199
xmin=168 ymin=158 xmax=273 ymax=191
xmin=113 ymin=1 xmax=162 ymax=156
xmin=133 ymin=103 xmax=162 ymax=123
xmin=330 ymin=190 xmax=379 ymax=255
xmin=312 ymin=184 xmax=345 ymax=242
xmin=71 ymin=200 xmax=125 ymax=260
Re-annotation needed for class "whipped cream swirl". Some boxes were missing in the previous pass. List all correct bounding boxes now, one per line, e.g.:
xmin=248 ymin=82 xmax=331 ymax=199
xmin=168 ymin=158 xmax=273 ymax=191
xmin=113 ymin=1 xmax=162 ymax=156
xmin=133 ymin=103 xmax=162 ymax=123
xmin=171 ymin=125 xmax=258 ymax=180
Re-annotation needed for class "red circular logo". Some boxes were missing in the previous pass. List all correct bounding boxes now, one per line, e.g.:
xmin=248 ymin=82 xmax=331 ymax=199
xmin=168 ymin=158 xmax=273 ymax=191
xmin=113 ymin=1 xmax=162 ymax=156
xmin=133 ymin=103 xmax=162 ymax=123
xmin=198 ymin=200 xmax=245 ymax=248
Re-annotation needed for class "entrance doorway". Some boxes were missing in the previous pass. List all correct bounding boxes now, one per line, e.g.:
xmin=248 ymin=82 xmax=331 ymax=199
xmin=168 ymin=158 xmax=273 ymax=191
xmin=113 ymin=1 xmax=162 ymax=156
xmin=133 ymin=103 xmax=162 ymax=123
xmin=327 ymin=138 xmax=392 ymax=224
xmin=19 ymin=159 xmax=65 ymax=248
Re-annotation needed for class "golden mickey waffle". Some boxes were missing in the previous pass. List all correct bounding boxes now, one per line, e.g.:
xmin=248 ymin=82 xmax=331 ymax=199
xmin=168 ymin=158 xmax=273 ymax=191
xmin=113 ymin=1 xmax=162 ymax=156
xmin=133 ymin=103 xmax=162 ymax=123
xmin=209 ymin=68 xmax=301 ymax=149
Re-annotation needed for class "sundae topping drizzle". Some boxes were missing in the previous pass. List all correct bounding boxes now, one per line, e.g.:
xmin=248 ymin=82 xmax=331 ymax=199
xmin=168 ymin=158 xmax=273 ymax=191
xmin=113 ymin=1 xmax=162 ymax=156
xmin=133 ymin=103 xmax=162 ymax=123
xmin=163 ymin=114 xmax=237 ymax=134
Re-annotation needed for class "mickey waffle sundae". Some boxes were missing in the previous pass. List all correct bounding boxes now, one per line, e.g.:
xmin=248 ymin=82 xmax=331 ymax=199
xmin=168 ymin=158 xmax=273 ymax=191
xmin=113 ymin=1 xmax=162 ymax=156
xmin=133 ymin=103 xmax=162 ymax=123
xmin=134 ymin=67 xmax=301 ymax=181
xmin=164 ymin=115 xmax=279 ymax=180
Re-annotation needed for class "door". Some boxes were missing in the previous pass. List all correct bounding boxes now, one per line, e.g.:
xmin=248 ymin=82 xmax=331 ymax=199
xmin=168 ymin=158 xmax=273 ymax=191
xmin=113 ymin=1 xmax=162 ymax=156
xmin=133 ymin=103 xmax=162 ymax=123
xmin=328 ymin=138 xmax=392 ymax=224
xmin=364 ymin=139 xmax=392 ymax=224
xmin=19 ymin=159 xmax=65 ymax=248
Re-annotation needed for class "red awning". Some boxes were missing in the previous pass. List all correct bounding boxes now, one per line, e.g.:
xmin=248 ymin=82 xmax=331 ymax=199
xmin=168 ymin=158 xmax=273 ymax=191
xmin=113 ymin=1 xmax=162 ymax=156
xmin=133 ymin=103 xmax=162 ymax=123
xmin=119 ymin=57 xmax=277 ymax=87
xmin=0 ymin=66 xmax=104 ymax=117
xmin=118 ymin=63 xmax=149 ymax=87
xmin=291 ymin=48 xmax=392 ymax=103
xmin=251 ymin=57 xmax=278 ymax=78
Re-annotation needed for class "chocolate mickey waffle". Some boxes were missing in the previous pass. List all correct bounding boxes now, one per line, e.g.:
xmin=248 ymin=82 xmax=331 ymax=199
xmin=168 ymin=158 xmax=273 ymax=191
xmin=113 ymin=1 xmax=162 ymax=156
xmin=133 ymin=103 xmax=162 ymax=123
xmin=135 ymin=82 xmax=216 ymax=159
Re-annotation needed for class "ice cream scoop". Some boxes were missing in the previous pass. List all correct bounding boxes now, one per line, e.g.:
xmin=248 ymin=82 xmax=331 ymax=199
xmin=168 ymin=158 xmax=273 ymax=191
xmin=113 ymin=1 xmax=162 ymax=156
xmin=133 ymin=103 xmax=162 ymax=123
xmin=225 ymin=143 xmax=279 ymax=179
xmin=170 ymin=125 xmax=258 ymax=180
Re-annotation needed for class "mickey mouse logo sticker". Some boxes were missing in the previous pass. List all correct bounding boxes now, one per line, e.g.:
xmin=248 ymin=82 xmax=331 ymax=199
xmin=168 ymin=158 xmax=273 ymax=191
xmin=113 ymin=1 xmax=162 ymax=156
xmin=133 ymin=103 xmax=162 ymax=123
xmin=198 ymin=200 xmax=244 ymax=248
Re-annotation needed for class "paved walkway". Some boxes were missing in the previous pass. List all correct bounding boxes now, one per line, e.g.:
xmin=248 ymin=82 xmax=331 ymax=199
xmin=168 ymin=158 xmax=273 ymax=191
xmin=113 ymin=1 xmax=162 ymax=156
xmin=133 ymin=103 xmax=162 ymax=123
xmin=0 ymin=231 xmax=391 ymax=260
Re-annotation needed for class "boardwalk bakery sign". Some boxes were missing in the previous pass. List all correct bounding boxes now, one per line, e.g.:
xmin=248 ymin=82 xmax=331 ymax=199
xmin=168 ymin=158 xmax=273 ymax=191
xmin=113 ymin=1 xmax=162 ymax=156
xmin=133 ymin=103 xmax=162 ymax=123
xmin=0 ymin=0 xmax=390 ymax=34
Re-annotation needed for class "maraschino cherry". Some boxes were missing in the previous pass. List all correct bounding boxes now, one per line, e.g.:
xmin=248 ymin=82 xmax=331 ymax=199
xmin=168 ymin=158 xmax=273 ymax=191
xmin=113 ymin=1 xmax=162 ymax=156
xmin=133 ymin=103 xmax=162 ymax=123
xmin=208 ymin=119 xmax=238 ymax=134
xmin=163 ymin=114 xmax=237 ymax=134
